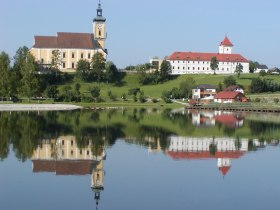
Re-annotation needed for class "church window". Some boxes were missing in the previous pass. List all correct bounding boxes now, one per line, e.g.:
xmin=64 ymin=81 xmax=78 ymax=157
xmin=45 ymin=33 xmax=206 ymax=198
xmin=81 ymin=53 xmax=84 ymax=59
xmin=72 ymin=53 xmax=75 ymax=58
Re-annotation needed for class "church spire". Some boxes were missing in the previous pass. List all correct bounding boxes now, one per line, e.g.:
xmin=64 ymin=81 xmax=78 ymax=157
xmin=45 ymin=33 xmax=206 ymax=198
xmin=94 ymin=0 xmax=106 ymax=22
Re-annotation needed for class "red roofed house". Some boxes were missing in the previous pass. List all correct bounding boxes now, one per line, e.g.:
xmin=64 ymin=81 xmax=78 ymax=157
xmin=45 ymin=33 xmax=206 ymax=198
xmin=214 ymin=91 xmax=247 ymax=103
xmin=165 ymin=36 xmax=249 ymax=75
xmin=30 ymin=2 xmax=107 ymax=72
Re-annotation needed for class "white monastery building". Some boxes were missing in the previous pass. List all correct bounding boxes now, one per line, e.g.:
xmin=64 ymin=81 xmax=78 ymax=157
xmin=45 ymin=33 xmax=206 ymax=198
xmin=167 ymin=36 xmax=249 ymax=75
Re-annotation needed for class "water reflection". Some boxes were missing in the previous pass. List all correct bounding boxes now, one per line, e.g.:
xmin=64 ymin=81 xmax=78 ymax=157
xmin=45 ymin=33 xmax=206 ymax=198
xmin=1 ymin=109 xmax=280 ymax=209
xmin=32 ymin=136 xmax=106 ymax=207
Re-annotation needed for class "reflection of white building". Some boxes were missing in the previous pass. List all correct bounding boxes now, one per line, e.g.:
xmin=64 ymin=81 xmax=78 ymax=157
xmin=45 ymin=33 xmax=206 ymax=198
xmin=167 ymin=136 xmax=248 ymax=176
xmin=189 ymin=110 xmax=244 ymax=128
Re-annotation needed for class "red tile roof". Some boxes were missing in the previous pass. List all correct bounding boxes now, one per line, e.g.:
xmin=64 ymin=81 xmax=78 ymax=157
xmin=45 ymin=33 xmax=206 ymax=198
xmin=167 ymin=52 xmax=248 ymax=63
xmin=214 ymin=91 xmax=244 ymax=99
xmin=33 ymin=32 xmax=96 ymax=49
xmin=220 ymin=36 xmax=233 ymax=46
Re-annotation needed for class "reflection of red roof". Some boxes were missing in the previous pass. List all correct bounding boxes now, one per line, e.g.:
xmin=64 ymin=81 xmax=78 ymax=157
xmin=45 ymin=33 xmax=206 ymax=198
xmin=214 ymin=91 xmax=244 ymax=99
xmin=167 ymin=52 xmax=248 ymax=63
xmin=219 ymin=166 xmax=231 ymax=176
xmin=214 ymin=115 xmax=239 ymax=128
xmin=32 ymin=160 xmax=96 ymax=175
xmin=166 ymin=151 xmax=244 ymax=160
xmin=220 ymin=36 xmax=234 ymax=46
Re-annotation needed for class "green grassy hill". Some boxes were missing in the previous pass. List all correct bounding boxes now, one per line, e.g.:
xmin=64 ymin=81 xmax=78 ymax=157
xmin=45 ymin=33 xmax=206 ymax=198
xmin=63 ymin=73 xmax=280 ymax=102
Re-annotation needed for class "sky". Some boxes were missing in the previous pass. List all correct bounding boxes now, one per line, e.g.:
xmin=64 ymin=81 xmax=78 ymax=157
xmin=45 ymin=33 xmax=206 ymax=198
xmin=1 ymin=0 xmax=280 ymax=68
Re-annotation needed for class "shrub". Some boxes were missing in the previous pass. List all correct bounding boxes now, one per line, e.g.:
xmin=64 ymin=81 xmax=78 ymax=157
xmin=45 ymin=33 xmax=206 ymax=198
xmin=254 ymin=98 xmax=261 ymax=103
xmin=152 ymin=98 xmax=158 ymax=103
xmin=273 ymin=98 xmax=279 ymax=104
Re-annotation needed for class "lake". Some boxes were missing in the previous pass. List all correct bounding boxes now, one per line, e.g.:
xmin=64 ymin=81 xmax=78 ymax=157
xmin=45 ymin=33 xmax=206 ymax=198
xmin=0 ymin=108 xmax=280 ymax=210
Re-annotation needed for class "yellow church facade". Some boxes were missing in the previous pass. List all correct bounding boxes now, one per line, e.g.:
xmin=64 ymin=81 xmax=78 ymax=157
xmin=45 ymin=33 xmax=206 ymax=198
xmin=30 ymin=2 xmax=107 ymax=72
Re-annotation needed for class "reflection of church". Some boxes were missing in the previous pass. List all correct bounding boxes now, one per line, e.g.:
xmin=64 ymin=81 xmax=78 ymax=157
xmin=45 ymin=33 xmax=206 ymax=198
xmin=167 ymin=136 xmax=248 ymax=176
xmin=31 ymin=136 xmax=106 ymax=207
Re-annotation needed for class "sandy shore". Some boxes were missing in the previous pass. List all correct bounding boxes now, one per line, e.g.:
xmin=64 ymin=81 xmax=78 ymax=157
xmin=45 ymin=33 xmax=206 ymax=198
xmin=0 ymin=104 xmax=82 ymax=111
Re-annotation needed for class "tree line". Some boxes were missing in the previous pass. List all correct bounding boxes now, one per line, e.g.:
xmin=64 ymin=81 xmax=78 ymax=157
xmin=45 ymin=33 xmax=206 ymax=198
xmin=0 ymin=47 xmax=122 ymax=102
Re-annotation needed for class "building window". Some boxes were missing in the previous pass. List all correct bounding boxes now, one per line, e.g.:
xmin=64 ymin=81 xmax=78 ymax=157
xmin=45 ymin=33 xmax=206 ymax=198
xmin=71 ymin=140 xmax=73 ymax=146
xmin=183 ymin=67 xmax=185 ymax=70
xmin=99 ymin=30 xmax=101 ymax=36
xmin=173 ymin=66 xmax=175 ymax=69
xmin=188 ymin=67 xmax=190 ymax=70
xmin=63 ymin=52 xmax=66 ymax=58
xmin=72 ymin=53 xmax=75 ymax=58
xmin=62 ymin=62 xmax=65 ymax=68
xmin=203 ymin=67 xmax=205 ymax=70
xmin=88 ymin=53 xmax=91 ymax=59
xmin=80 ymin=150 xmax=82 ymax=155
xmin=62 ymin=140 xmax=64 ymax=146
xmin=198 ymin=67 xmax=200 ymax=70
xmin=178 ymin=67 xmax=180 ymax=70
xmin=87 ymin=150 xmax=89 ymax=155
xmin=71 ymin=150 xmax=73 ymax=156
xmin=72 ymin=63 xmax=75 ymax=68
xmin=81 ymin=53 xmax=84 ymax=59
xmin=193 ymin=67 xmax=195 ymax=70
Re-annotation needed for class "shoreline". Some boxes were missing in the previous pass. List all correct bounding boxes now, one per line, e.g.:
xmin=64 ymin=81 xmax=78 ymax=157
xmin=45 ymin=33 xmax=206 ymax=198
xmin=0 ymin=104 xmax=82 ymax=111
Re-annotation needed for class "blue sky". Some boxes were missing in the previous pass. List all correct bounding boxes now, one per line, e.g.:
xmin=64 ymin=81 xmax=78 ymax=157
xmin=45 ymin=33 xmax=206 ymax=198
xmin=1 ymin=0 xmax=280 ymax=68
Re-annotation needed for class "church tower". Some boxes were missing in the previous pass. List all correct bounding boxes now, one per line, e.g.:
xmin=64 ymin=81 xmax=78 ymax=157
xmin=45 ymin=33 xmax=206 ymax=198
xmin=93 ymin=0 xmax=107 ymax=50
xmin=219 ymin=36 xmax=233 ymax=54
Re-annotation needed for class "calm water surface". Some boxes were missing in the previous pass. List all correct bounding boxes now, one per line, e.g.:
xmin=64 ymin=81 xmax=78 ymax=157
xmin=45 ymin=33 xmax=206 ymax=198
xmin=0 ymin=109 xmax=280 ymax=210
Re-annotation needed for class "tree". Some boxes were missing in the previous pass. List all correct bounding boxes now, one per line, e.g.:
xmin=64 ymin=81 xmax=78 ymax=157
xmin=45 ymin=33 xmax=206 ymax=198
xmin=0 ymin=52 xmax=10 ymax=101
xmin=45 ymin=85 xmax=59 ymax=99
xmin=235 ymin=63 xmax=243 ymax=78
xmin=105 ymin=61 xmax=119 ymax=83
xmin=249 ymin=61 xmax=257 ymax=73
xmin=90 ymin=86 xmax=100 ymax=100
xmin=20 ymin=53 xmax=39 ymax=101
xmin=223 ymin=75 xmax=236 ymax=87
xmin=178 ymin=77 xmax=196 ymax=99
xmin=259 ymin=70 xmax=267 ymax=77
xmin=11 ymin=46 xmax=29 ymax=96
xmin=51 ymin=49 xmax=61 ymax=75
xmin=210 ymin=57 xmax=218 ymax=75
xmin=91 ymin=52 xmax=106 ymax=82
xmin=159 ymin=60 xmax=171 ymax=82
xmin=76 ymin=59 xmax=91 ymax=81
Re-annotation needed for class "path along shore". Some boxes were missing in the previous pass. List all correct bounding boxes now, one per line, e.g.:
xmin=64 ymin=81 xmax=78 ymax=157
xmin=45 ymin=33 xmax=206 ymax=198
xmin=0 ymin=104 xmax=82 ymax=111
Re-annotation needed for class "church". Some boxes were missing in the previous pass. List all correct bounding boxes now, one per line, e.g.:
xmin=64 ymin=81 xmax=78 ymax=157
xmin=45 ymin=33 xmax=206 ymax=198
xmin=30 ymin=1 xmax=107 ymax=72
xmin=166 ymin=36 xmax=250 ymax=75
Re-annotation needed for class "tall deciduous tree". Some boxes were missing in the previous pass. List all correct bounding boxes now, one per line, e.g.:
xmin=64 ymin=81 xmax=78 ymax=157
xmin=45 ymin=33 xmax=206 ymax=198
xmin=249 ymin=61 xmax=257 ymax=73
xmin=159 ymin=60 xmax=171 ymax=82
xmin=51 ymin=49 xmax=61 ymax=76
xmin=76 ymin=59 xmax=91 ymax=81
xmin=20 ymin=53 xmax=39 ymax=101
xmin=105 ymin=61 xmax=119 ymax=83
xmin=91 ymin=52 xmax=106 ymax=82
xmin=179 ymin=77 xmax=196 ymax=99
xmin=0 ymin=52 xmax=10 ymax=100
xmin=210 ymin=57 xmax=218 ymax=75
xmin=223 ymin=75 xmax=237 ymax=88
xmin=235 ymin=63 xmax=243 ymax=78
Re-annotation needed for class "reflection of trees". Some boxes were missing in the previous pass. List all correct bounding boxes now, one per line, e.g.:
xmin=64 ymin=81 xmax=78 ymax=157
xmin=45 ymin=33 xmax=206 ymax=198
xmin=249 ymin=121 xmax=280 ymax=137
xmin=136 ymin=126 xmax=174 ymax=150
xmin=75 ymin=124 xmax=125 ymax=149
